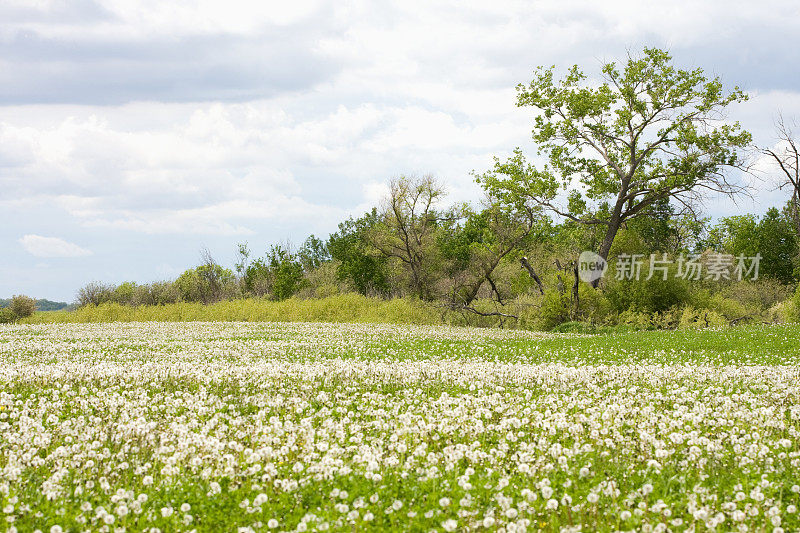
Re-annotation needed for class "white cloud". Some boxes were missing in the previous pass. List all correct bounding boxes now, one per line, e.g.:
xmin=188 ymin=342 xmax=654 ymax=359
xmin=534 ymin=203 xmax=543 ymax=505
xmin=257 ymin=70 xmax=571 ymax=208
xmin=19 ymin=235 xmax=92 ymax=258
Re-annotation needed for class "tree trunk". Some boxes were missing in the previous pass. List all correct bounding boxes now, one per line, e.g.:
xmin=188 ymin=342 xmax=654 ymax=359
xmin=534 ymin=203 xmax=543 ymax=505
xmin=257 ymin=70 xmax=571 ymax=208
xmin=591 ymin=212 xmax=623 ymax=288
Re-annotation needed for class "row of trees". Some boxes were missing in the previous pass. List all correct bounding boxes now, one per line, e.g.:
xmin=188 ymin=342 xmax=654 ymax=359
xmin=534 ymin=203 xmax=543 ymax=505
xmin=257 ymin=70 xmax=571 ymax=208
xmin=73 ymin=48 xmax=800 ymax=328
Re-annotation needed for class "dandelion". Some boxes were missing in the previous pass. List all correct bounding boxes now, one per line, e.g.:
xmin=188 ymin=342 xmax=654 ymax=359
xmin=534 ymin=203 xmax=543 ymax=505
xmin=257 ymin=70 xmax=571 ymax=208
xmin=442 ymin=519 xmax=458 ymax=531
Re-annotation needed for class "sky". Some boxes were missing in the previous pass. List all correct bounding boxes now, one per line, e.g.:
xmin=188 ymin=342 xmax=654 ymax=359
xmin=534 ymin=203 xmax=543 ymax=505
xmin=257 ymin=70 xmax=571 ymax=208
xmin=2 ymin=0 xmax=800 ymax=302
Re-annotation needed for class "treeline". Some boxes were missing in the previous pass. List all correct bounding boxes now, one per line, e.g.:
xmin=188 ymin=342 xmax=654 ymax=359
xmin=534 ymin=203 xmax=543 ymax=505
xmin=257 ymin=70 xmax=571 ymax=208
xmin=32 ymin=48 xmax=800 ymax=329
xmin=71 ymin=175 xmax=800 ymax=330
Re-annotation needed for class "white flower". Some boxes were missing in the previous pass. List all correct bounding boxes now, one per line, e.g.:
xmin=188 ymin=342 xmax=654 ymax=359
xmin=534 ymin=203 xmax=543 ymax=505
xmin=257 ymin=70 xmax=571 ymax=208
xmin=546 ymin=499 xmax=558 ymax=510
xmin=442 ymin=519 xmax=458 ymax=532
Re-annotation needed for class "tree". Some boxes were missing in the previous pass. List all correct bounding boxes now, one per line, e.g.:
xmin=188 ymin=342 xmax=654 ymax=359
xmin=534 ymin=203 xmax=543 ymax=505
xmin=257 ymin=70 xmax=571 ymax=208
xmin=756 ymin=208 xmax=799 ymax=283
xmin=478 ymin=48 xmax=752 ymax=286
xmin=327 ymin=209 xmax=389 ymax=296
xmin=707 ymin=208 xmax=798 ymax=284
xmin=439 ymin=200 xmax=544 ymax=306
xmin=266 ymin=245 xmax=305 ymax=300
xmin=760 ymin=115 xmax=800 ymax=238
xmin=298 ymin=235 xmax=330 ymax=271
xmin=368 ymin=175 xmax=446 ymax=300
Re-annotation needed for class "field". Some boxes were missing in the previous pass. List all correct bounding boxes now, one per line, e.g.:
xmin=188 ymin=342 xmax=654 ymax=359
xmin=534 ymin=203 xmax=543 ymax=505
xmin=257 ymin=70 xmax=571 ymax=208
xmin=1 ymin=322 xmax=799 ymax=532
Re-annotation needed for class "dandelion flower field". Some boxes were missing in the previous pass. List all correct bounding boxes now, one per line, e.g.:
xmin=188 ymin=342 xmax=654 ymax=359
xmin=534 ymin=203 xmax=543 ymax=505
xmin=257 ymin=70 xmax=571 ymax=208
xmin=2 ymin=322 xmax=800 ymax=532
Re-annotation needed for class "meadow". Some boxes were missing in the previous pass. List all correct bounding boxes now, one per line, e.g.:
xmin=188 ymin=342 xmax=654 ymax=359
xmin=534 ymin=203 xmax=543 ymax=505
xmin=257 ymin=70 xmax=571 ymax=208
xmin=1 ymin=321 xmax=799 ymax=532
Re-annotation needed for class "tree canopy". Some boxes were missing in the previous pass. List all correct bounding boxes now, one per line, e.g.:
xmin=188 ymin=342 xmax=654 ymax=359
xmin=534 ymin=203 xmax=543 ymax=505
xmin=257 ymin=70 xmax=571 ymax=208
xmin=478 ymin=47 xmax=752 ymax=284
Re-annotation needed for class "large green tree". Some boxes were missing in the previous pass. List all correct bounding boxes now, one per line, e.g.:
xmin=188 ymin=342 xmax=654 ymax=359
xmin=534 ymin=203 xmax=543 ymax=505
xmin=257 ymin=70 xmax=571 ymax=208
xmin=478 ymin=48 xmax=751 ymax=285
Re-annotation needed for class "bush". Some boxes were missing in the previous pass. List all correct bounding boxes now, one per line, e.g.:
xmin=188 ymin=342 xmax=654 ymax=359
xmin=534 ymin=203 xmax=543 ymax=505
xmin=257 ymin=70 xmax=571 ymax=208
xmin=605 ymin=269 xmax=690 ymax=314
xmin=721 ymin=279 xmax=792 ymax=310
xmin=617 ymin=309 xmax=655 ymax=330
xmin=0 ymin=307 xmax=15 ymax=323
xmin=112 ymin=282 xmax=137 ymax=305
xmin=175 ymin=266 xmax=236 ymax=303
xmin=766 ymin=301 xmax=794 ymax=324
xmin=538 ymin=289 xmax=571 ymax=330
xmin=678 ymin=307 xmax=727 ymax=329
xmin=576 ymin=284 xmax=613 ymax=325
xmin=704 ymin=293 xmax=751 ymax=321
xmin=10 ymin=295 xmax=36 ymax=319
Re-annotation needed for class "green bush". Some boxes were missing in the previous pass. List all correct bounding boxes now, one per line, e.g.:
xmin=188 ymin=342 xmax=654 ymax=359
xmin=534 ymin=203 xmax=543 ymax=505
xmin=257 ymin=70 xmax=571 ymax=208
xmin=705 ymin=293 xmax=758 ymax=323
xmin=538 ymin=289 xmax=571 ymax=330
xmin=617 ymin=309 xmax=655 ymax=330
xmin=0 ymin=307 xmax=15 ymax=324
xmin=175 ymin=265 xmax=236 ymax=303
xmin=10 ymin=295 xmax=36 ymax=319
xmin=576 ymin=284 xmax=613 ymax=324
xmin=678 ymin=307 xmax=727 ymax=329
xmin=720 ymin=279 xmax=792 ymax=311
xmin=605 ymin=268 xmax=690 ymax=314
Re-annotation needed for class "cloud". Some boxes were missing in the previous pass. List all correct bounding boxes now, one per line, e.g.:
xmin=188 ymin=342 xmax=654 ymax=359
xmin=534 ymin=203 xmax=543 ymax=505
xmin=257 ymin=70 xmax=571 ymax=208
xmin=19 ymin=235 xmax=93 ymax=258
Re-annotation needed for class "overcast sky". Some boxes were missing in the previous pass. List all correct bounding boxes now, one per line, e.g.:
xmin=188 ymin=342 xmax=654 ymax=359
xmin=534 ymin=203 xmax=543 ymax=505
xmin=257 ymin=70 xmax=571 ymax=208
xmin=2 ymin=0 xmax=800 ymax=302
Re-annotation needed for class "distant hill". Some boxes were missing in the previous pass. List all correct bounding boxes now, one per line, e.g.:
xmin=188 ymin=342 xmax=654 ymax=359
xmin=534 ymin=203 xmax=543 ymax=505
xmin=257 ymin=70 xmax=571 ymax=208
xmin=0 ymin=298 xmax=72 ymax=311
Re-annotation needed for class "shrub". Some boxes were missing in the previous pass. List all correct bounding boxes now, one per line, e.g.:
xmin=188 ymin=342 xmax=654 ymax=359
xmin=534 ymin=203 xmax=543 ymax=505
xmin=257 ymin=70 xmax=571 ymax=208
xmin=678 ymin=307 xmax=727 ymax=329
xmin=0 ymin=307 xmax=15 ymax=323
xmin=721 ymin=279 xmax=792 ymax=310
xmin=176 ymin=266 xmax=236 ymax=303
xmin=604 ymin=269 xmax=690 ymax=314
xmin=766 ymin=301 xmax=794 ymax=324
xmin=10 ymin=295 xmax=36 ymax=319
xmin=706 ymin=293 xmax=752 ymax=322
xmin=576 ymin=284 xmax=613 ymax=325
xmin=538 ymin=289 xmax=571 ymax=330
xmin=617 ymin=310 xmax=655 ymax=330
